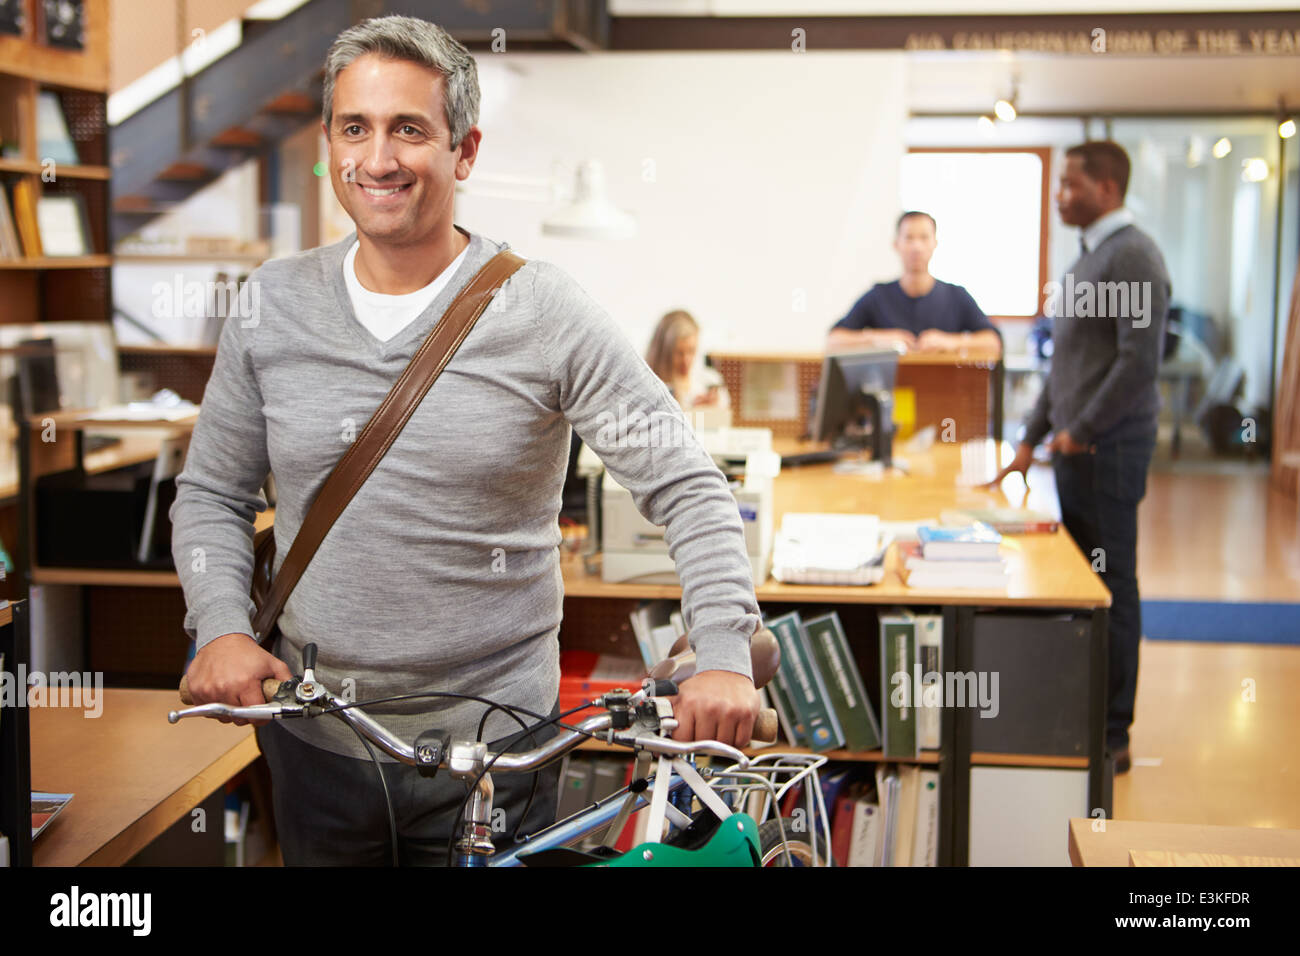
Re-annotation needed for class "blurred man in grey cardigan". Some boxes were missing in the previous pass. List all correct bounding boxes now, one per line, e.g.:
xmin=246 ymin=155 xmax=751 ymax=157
xmin=992 ymin=141 xmax=1171 ymax=775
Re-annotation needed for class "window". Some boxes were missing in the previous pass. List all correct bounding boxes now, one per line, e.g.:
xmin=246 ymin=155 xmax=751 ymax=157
xmin=900 ymin=148 xmax=1049 ymax=317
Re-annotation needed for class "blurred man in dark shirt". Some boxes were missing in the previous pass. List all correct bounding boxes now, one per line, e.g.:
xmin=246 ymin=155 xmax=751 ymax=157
xmin=827 ymin=211 xmax=1002 ymax=354
xmin=990 ymin=141 xmax=1171 ymax=775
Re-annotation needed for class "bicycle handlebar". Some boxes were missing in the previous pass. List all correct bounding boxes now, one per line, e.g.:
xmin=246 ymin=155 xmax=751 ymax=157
xmin=178 ymin=673 xmax=778 ymax=743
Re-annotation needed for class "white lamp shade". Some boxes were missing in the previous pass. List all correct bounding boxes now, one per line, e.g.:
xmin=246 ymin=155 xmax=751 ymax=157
xmin=542 ymin=161 xmax=637 ymax=240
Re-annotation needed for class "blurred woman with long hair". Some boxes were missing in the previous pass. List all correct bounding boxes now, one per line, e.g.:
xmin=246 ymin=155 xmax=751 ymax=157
xmin=645 ymin=309 xmax=729 ymax=410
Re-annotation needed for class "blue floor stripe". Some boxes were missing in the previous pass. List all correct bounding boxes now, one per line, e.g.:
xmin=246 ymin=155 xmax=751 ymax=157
xmin=1142 ymin=601 xmax=1300 ymax=644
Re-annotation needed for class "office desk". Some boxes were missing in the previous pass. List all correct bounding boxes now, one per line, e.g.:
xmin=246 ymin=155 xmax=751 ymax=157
xmin=563 ymin=441 xmax=1109 ymax=610
xmin=29 ymin=689 xmax=258 ymax=866
xmin=1068 ymin=818 xmax=1300 ymax=867
xmin=562 ymin=440 xmax=1111 ymax=865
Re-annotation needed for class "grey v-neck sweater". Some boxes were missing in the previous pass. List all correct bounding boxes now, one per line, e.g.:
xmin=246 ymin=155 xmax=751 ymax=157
xmin=170 ymin=226 xmax=760 ymax=759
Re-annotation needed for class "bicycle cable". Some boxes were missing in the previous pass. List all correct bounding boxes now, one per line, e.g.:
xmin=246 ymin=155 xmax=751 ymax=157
xmin=313 ymin=689 xmax=537 ymax=867
xmin=445 ymin=699 xmax=603 ymax=867
xmin=339 ymin=719 xmax=401 ymax=867
xmin=475 ymin=703 xmax=541 ymax=846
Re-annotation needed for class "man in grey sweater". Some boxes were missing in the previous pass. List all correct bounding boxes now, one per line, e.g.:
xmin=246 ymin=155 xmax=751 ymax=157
xmin=171 ymin=16 xmax=760 ymax=863
xmin=992 ymin=141 xmax=1170 ymax=775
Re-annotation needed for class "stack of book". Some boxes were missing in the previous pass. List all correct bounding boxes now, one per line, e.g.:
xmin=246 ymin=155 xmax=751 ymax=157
xmin=900 ymin=523 xmax=1009 ymax=590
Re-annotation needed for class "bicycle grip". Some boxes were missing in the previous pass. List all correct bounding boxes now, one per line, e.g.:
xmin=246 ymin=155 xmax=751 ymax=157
xmin=178 ymin=675 xmax=283 ymax=707
xmin=752 ymin=708 xmax=778 ymax=745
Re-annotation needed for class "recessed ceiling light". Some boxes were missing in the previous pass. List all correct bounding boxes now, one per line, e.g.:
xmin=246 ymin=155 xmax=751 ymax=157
xmin=1241 ymin=158 xmax=1269 ymax=182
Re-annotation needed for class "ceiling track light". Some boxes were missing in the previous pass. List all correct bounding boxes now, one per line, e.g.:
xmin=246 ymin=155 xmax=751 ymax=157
xmin=994 ymin=77 xmax=1019 ymax=123
xmin=1278 ymin=98 xmax=1297 ymax=139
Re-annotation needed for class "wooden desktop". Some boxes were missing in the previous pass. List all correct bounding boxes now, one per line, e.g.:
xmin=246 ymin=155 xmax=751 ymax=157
xmin=29 ymin=689 xmax=258 ymax=866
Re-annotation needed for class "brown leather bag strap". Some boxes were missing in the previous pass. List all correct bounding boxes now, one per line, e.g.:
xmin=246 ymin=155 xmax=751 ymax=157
xmin=251 ymin=249 xmax=527 ymax=642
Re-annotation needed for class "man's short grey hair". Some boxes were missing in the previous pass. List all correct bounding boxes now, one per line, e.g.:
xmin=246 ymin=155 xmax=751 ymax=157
xmin=322 ymin=15 xmax=480 ymax=148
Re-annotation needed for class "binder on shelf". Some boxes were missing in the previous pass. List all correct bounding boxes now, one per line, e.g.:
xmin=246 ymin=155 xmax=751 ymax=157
xmin=913 ymin=769 xmax=941 ymax=866
xmin=12 ymin=178 xmax=42 ymax=257
xmin=765 ymin=673 xmax=805 ymax=747
xmin=766 ymin=610 xmax=845 ymax=753
xmin=915 ymin=613 xmax=943 ymax=750
xmin=0 ymin=187 xmax=22 ymax=259
xmin=879 ymin=609 xmax=918 ymax=758
xmin=847 ymin=789 xmax=882 ymax=867
xmin=802 ymin=611 xmax=881 ymax=751
xmin=892 ymin=765 xmax=921 ymax=867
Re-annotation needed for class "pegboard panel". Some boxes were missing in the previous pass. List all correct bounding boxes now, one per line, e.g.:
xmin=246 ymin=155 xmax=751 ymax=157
xmin=709 ymin=354 xmax=993 ymax=441
xmin=87 ymin=586 xmax=192 ymax=686
xmin=48 ymin=88 xmax=107 ymax=168
xmin=901 ymin=363 xmax=994 ymax=442
xmin=710 ymin=356 xmax=821 ymax=438
xmin=118 ymin=349 xmax=217 ymax=405
xmin=41 ymin=265 xmax=109 ymax=324
xmin=560 ymin=596 xmax=645 ymax=660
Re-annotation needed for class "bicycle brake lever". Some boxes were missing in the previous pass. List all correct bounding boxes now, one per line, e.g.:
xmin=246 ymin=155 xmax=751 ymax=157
xmin=167 ymin=701 xmax=298 ymax=723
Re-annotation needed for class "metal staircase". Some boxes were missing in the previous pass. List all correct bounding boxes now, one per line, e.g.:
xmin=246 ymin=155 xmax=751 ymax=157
xmin=110 ymin=0 xmax=610 ymax=243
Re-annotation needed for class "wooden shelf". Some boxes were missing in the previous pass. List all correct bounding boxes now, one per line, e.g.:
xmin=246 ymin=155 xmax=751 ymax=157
xmin=31 ymin=566 xmax=182 ymax=587
xmin=25 ymin=407 xmax=198 ymax=430
xmin=0 ymin=255 xmax=112 ymax=269
xmin=0 ymin=0 xmax=110 ymax=93
xmin=118 ymin=344 xmax=218 ymax=356
xmin=113 ymin=253 xmax=267 ymax=265
xmin=971 ymin=752 xmax=1090 ymax=769
xmin=0 ymin=603 xmax=11 ymax=627
xmin=0 ymin=157 xmax=110 ymax=179
xmin=0 ymin=59 xmax=109 ymax=92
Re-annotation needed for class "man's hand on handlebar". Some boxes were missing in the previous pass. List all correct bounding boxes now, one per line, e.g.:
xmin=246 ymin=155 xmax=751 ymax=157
xmin=670 ymin=669 xmax=760 ymax=750
xmin=185 ymin=633 xmax=293 ymax=726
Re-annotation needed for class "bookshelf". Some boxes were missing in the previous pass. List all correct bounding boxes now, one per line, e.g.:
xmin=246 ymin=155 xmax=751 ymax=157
xmin=0 ymin=0 xmax=111 ymax=608
xmin=0 ymin=0 xmax=111 ymax=313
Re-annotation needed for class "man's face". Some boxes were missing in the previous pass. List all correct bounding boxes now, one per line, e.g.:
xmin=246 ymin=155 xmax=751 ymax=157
xmin=893 ymin=216 xmax=937 ymax=273
xmin=323 ymin=54 xmax=478 ymax=246
xmin=1056 ymin=156 xmax=1116 ymax=228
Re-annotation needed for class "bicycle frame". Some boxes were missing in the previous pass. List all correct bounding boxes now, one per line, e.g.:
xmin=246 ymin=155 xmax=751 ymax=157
xmin=489 ymin=753 xmax=828 ymax=867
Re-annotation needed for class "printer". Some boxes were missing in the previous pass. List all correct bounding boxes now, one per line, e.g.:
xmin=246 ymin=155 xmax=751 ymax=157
xmin=595 ymin=427 xmax=778 ymax=585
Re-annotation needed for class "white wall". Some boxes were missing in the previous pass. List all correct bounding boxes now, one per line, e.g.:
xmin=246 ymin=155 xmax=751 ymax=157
xmin=455 ymin=51 xmax=906 ymax=355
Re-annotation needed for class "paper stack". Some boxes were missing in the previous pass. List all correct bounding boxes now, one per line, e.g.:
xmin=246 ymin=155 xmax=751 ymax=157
xmin=772 ymin=513 xmax=891 ymax=586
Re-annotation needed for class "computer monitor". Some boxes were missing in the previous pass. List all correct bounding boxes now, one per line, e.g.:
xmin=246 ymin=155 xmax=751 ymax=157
xmin=811 ymin=347 xmax=902 ymax=464
xmin=14 ymin=338 xmax=60 ymax=416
